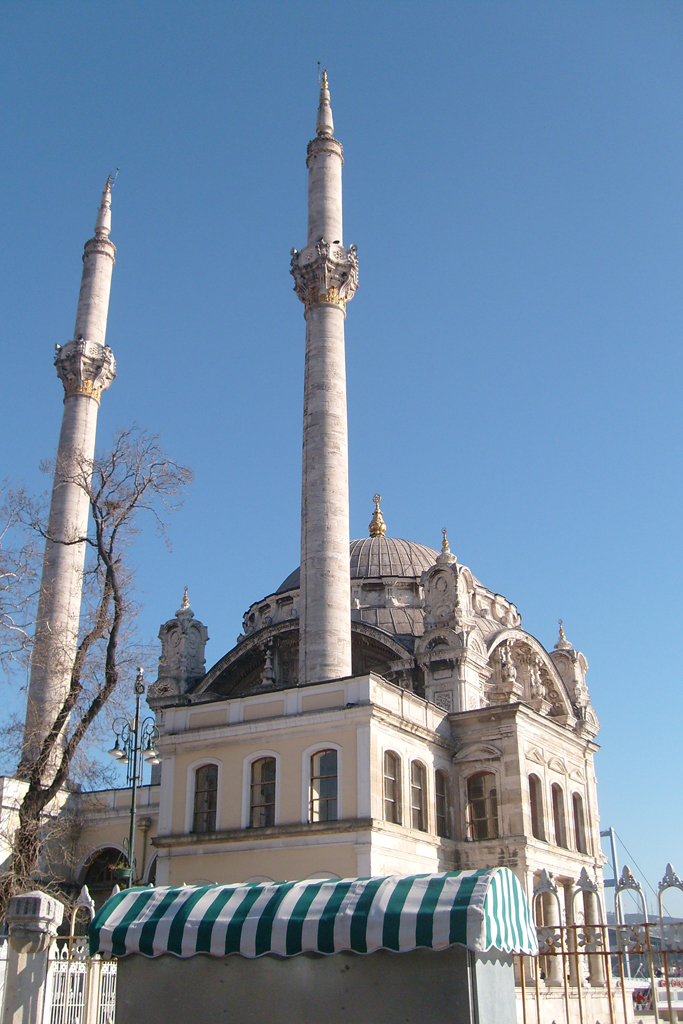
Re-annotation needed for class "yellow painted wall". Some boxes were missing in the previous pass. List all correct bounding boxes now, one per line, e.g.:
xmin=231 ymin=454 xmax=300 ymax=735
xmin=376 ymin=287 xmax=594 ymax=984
xmin=165 ymin=841 xmax=358 ymax=886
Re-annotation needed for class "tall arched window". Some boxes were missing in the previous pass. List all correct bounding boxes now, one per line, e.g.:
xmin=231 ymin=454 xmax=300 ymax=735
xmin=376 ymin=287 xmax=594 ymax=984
xmin=310 ymin=749 xmax=338 ymax=822
xmin=529 ymin=774 xmax=545 ymax=841
xmin=435 ymin=769 xmax=449 ymax=838
xmin=193 ymin=764 xmax=218 ymax=833
xmin=572 ymin=792 xmax=588 ymax=854
xmin=250 ymin=757 xmax=276 ymax=827
xmin=551 ymin=783 xmax=567 ymax=848
xmin=384 ymin=751 xmax=402 ymax=824
xmin=410 ymin=760 xmax=427 ymax=832
xmin=466 ymin=772 xmax=499 ymax=840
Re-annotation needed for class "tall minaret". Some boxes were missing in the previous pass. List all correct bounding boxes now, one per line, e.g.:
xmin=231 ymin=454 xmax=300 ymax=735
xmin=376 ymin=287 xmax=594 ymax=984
xmin=20 ymin=181 xmax=117 ymax=774
xmin=291 ymin=73 xmax=358 ymax=685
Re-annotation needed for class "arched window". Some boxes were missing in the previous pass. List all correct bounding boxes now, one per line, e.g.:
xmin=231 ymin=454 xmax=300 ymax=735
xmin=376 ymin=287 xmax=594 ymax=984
xmin=466 ymin=772 xmax=499 ymax=840
xmin=384 ymin=751 xmax=402 ymax=824
xmin=193 ymin=764 xmax=218 ymax=833
xmin=250 ymin=757 xmax=276 ymax=827
xmin=410 ymin=760 xmax=427 ymax=832
xmin=310 ymin=749 xmax=338 ymax=822
xmin=572 ymin=792 xmax=588 ymax=854
xmin=551 ymin=783 xmax=567 ymax=848
xmin=83 ymin=848 xmax=124 ymax=888
xmin=435 ymin=769 xmax=449 ymax=838
xmin=529 ymin=774 xmax=545 ymax=841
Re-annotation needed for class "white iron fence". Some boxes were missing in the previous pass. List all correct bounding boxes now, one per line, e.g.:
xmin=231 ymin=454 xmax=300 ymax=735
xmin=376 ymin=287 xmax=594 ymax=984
xmin=43 ymin=887 xmax=117 ymax=1024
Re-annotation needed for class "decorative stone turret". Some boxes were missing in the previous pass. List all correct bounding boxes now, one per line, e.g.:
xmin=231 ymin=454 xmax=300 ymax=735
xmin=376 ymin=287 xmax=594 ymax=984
xmin=416 ymin=534 xmax=490 ymax=712
xmin=291 ymin=72 xmax=358 ymax=686
xmin=150 ymin=589 xmax=209 ymax=699
xmin=20 ymin=180 xmax=117 ymax=775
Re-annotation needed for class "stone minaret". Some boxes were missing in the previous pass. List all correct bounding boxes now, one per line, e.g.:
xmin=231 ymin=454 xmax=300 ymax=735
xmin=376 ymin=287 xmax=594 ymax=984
xmin=20 ymin=181 xmax=117 ymax=773
xmin=291 ymin=73 xmax=358 ymax=685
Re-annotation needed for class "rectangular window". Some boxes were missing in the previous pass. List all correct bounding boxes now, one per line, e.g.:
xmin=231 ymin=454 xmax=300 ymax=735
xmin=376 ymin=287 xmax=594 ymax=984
xmin=384 ymin=752 xmax=401 ymax=824
xmin=193 ymin=764 xmax=218 ymax=833
xmin=466 ymin=772 xmax=499 ymax=841
xmin=435 ymin=770 xmax=448 ymax=837
xmin=310 ymin=749 xmax=338 ymax=822
xmin=250 ymin=757 xmax=276 ymax=828
xmin=410 ymin=761 xmax=426 ymax=832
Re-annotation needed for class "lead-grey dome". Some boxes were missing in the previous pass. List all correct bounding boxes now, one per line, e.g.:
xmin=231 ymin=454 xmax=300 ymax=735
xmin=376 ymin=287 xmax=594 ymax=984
xmin=276 ymin=537 xmax=439 ymax=594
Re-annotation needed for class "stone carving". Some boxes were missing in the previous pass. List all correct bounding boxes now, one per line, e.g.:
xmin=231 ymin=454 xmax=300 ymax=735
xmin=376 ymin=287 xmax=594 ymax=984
xmin=433 ymin=691 xmax=453 ymax=712
xmin=290 ymin=238 xmax=358 ymax=315
xmin=55 ymin=337 xmax=116 ymax=403
xmin=528 ymin=655 xmax=546 ymax=699
xmin=151 ymin=589 xmax=208 ymax=698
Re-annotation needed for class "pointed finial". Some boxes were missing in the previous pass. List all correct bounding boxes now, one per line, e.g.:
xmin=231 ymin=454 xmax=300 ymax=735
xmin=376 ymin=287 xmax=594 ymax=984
xmin=437 ymin=527 xmax=457 ymax=564
xmin=182 ymin=586 xmax=189 ymax=608
xmin=95 ymin=174 xmax=115 ymax=238
xmin=369 ymin=494 xmax=386 ymax=537
xmin=554 ymin=618 xmax=572 ymax=650
xmin=316 ymin=69 xmax=334 ymax=138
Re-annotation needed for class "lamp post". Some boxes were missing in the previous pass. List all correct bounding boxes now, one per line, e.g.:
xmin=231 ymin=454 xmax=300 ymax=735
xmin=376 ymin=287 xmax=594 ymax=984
xmin=107 ymin=668 xmax=160 ymax=887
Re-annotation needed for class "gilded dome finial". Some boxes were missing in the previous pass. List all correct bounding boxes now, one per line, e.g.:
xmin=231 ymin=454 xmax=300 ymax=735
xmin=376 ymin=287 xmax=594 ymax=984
xmin=554 ymin=618 xmax=572 ymax=650
xmin=369 ymin=494 xmax=386 ymax=537
xmin=437 ymin=526 xmax=457 ymax=564
xmin=322 ymin=69 xmax=328 ymax=90
xmin=182 ymin=586 xmax=189 ymax=609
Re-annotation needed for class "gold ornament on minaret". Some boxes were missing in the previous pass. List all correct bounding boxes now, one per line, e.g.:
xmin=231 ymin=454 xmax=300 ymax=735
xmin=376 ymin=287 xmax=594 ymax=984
xmin=369 ymin=494 xmax=386 ymax=537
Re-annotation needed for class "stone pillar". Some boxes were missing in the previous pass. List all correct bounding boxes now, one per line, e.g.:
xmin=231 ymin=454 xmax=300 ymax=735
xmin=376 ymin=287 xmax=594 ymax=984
xmin=583 ymin=889 xmax=605 ymax=986
xmin=20 ymin=183 xmax=116 ymax=774
xmin=543 ymin=891 xmax=564 ymax=987
xmin=291 ymin=73 xmax=358 ymax=686
xmin=2 ymin=891 xmax=64 ymax=1024
xmin=564 ymin=881 xmax=579 ymax=987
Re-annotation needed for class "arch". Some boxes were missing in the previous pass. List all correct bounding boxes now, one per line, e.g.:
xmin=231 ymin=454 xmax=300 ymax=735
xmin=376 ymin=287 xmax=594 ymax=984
xmin=301 ymin=742 xmax=342 ymax=823
xmin=572 ymin=791 xmax=588 ymax=854
xmin=487 ymin=630 xmax=573 ymax=716
xmin=410 ymin=759 xmax=427 ymax=832
xmin=528 ymin=774 xmax=545 ymax=841
xmin=466 ymin=771 xmax=499 ymax=841
xmin=76 ymin=842 xmax=126 ymax=885
xmin=383 ymin=750 xmax=402 ymax=825
xmin=244 ymin=875 xmax=274 ymax=884
xmin=435 ymin=768 xmax=450 ymax=838
xmin=302 ymin=871 xmax=341 ymax=881
xmin=79 ymin=846 xmax=126 ymax=888
xmin=551 ymin=783 xmax=568 ymax=848
xmin=185 ymin=757 xmax=222 ymax=833
xmin=242 ymin=750 xmax=281 ymax=829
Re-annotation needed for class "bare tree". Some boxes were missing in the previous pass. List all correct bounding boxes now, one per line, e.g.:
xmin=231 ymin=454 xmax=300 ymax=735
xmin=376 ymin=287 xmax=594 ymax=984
xmin=0 ymin=427 xmax=192 ymax=914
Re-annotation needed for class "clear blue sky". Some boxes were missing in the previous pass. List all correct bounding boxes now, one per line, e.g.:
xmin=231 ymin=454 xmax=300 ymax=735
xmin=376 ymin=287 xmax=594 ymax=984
xmin=1 ymin=1 xmax=682 ymax=910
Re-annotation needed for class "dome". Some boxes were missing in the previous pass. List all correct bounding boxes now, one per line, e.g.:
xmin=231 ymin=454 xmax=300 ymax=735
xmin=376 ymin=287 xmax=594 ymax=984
xmin=276 ymin=537 xmax=439 ymax=593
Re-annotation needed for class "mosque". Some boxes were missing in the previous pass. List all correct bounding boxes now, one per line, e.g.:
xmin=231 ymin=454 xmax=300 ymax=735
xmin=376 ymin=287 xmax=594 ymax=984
xmin=1 ymin=75 xmax=605 ymax=932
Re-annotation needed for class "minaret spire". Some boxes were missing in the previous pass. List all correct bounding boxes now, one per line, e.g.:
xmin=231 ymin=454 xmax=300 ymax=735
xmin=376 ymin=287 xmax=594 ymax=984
xmin=291 ymin=76 xmax=358 ymax=685
xmin=20 ymin=182 xmax=117 ymax=776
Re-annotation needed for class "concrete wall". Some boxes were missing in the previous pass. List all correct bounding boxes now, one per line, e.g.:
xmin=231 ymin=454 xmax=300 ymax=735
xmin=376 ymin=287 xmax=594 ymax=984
xmin=115 ymin=946 xmax=516 ymax=1024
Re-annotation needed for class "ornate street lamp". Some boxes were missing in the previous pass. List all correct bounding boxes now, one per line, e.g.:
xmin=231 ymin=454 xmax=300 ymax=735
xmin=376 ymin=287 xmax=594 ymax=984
xmin=107 ymin=668 xmax=160 ymax=887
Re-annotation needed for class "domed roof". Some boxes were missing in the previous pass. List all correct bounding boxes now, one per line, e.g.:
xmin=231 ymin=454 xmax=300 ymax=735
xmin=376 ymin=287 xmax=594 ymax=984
xmin=276 ymin=537 xmax=439 ymax=594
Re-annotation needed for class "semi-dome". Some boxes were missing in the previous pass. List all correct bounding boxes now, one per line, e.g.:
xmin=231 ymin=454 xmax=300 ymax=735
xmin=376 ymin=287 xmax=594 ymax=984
xmin=276 ymin=536 xmax=439 ymax=594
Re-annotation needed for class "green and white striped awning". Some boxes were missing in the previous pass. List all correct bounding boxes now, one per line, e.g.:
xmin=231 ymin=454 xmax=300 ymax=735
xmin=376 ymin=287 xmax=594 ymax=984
xmin=89 ymin=868 xmax=537 ymax=959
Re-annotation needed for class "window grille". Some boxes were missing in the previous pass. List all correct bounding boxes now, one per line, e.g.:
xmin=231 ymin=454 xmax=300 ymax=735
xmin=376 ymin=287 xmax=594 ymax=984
xmin=466 ymin=772 xmax=499 ymax=840
xmin=383 ymin=752 xmax=401 ymax=824
xmin=410 ymin=761 xmax=427 ymax=832
xmin=435 ymin=769 xmax=449 ymax=838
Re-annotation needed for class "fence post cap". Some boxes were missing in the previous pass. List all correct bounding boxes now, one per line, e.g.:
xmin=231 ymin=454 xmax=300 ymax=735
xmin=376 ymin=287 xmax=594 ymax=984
xmin=6 ymin=890 xmax=64 ymax=953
